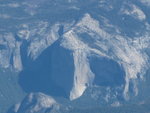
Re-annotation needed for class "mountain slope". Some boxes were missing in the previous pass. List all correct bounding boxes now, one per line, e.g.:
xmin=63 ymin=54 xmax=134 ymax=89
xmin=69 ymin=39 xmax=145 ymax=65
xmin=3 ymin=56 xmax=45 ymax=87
xmin=0 ymin=0 xmax=150 ymax=113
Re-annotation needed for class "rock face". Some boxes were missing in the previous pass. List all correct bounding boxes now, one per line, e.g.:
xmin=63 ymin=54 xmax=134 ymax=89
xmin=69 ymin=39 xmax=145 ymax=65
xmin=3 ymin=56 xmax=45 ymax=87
xmin=1 ymin=0 xmax=150 ymax=112
xmin=2 ymin=13 xmax=149 ymax=101
xmin=12 ymin=93 xmax=60 ymax=113
xmin=0 ymin=22 xmax=60 ymax=71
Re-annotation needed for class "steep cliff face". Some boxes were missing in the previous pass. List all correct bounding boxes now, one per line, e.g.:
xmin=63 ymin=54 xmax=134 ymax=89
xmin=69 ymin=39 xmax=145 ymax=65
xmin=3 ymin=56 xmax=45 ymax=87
xmin=61 ymin=14 xmax=150 ymax=100
xmin=1 ymin=14 xmax=150 ymax=101
xmin=1 ymin=0 xmax=150 ymax=113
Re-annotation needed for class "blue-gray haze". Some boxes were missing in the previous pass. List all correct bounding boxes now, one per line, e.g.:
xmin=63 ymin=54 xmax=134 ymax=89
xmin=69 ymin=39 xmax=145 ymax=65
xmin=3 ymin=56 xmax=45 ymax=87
xmin=0 ymin=0 xmax=150 ymax=113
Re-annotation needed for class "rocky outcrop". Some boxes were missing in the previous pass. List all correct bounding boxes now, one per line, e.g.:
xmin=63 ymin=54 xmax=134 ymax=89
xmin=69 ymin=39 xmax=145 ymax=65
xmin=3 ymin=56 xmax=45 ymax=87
xmin=1 ymin=0 xmax=150 ymax=105
xmin=11 ymin=93 xmax=60 ymax=113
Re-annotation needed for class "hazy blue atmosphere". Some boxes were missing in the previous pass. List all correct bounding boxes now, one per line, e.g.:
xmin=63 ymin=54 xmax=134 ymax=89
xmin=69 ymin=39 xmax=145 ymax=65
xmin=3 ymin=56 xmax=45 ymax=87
xmin=0 ymin=0 xmax=150 ymax=113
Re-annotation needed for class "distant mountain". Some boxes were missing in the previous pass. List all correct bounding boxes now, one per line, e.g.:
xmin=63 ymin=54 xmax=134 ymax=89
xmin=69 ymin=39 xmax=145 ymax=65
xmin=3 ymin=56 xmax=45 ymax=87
xmin=0 ymin=0 xmax=150 ymax=113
